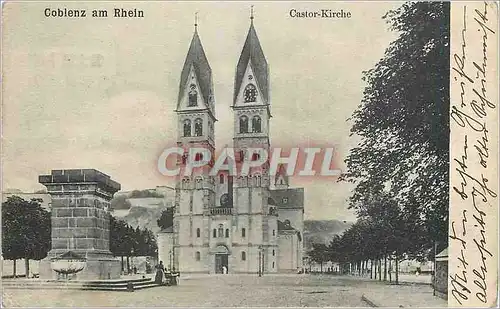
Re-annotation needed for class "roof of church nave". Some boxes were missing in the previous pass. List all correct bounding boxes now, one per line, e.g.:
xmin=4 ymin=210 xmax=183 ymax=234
xmin=270 ymin=188 xmax=304 ymax=209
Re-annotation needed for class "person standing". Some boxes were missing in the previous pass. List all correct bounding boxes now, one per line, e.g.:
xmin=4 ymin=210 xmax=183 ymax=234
xmin=155 ymin=261 xmax=165 ymax=284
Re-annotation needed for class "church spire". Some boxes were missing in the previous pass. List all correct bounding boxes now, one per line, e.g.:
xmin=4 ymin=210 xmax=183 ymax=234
xmin=177 ymin=14 xmax=214 ymax=114
xmin=233 ymin=9 xmax=269 ymax=105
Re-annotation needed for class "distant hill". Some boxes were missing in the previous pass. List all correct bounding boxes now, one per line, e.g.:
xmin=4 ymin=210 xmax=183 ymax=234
xmin=111 ymin=196 xmax=173 ymax=235
xmin=303 ymin=220 xmax=352 ymax=251
xmin=114 ymin=206 xmax=167 ymax=234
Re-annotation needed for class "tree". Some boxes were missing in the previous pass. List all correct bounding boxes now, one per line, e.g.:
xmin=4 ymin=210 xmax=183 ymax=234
xmin=129 ymin=190 xmax=165 ymax=198
xmin=2 ymin=196 xmax=51 ymax=277
xmin=143 ymin=228 xmax=158 ymax=257
xmin=308 ymin=243 xmax=329 ymax=273
xmin=110 ymin=195 xmax=132 ymax=210
xmin=109 ymin=215 xmax=158 ymax=273
xmin=110 ymin=216 xmax=128 ymax=271
xmin=340 ymin=2 xmax=450 ymax=261
xmin=157 ymin=208 xmax=174 ymax=230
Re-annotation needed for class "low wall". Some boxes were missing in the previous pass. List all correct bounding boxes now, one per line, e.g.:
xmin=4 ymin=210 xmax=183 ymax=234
xmin=2 ymin=259 xmax=40 ymax=277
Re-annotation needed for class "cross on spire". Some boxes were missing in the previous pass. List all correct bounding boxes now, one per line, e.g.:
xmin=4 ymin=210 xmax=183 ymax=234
xmin=250 ymin=5 xmax=254 ymax=22
xmin=194 ymin=11 xmax=198 ymax=31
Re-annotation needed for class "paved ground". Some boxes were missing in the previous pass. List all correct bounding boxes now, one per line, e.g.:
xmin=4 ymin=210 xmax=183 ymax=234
xmin=359 ymin=281 xmax=445 ymax=307
xmin=2 ymin=274 xmax=445 ymax=307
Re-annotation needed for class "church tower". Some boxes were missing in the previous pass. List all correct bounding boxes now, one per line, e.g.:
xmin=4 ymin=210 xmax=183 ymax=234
xmin=231 ymin=11 xmax=278 ymax=274
xmin=173 ymin=18 xmax=217 ymax=272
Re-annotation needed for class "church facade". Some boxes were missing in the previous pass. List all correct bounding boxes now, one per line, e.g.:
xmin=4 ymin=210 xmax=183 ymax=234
xmin=158 ymin=16 xmax=304 ymax=274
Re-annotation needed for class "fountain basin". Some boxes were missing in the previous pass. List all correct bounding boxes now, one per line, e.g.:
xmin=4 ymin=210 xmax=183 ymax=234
xmin=51 ymin=251 xmax=87 ymax=276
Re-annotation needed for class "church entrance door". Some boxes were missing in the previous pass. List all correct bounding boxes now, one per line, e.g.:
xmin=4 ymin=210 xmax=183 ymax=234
xmin=215 ymin=254 xmax=228 ymax=274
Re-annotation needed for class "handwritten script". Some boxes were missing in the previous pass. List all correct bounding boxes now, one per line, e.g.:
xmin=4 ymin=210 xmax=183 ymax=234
xmin=449 ymin=2 xmax=497 ymax=307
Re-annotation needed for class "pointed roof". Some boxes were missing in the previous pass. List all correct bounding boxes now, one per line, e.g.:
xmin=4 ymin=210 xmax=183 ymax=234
xmin=234 ymin=21 xmax=269 ymax=105
xmin=275 ymin=164 xmax=289 ymax=187
xmin=178 ymin=28 xmax=214 ymax=112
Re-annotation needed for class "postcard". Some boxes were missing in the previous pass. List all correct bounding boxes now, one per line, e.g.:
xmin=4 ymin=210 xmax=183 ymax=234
xmin=1 ymin=1 xmax=498 ymax=308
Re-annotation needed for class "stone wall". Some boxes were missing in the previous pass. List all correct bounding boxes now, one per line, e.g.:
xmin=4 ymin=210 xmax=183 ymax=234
xmin=50 ymin=192 xmax=111 ymax=253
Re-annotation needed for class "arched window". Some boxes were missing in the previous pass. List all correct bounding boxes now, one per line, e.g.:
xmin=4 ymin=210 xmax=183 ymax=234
xmin=272 ymin=229 xmax=275 ymax=236
xmin=272 ymin=262 xmax=275 ymax=268
xmin=243 ymin=84 xmax=257 ymax=103
xmin=272 ymin=249 xmax=275 ymax=256
xmin=194 ymin=153 xmax=204 ymax=162
xmin=181 ymin=177 xmax=190 ymax=190
xmin=241 ymin=251 xmax=246 ymax=261
xmin=183 ymin=119 xmax=191 ymax=137
xmin=195 ymin=251 xmax=201 ymax=261
xmin=225 ymin=229 xmax=229 ymax=238
xmin=252 ymin=116 xmax=262 ymax=133
xmin=188 ymin=84 xmax=198 ymax=107
xmin=239 ymin=115 xmax=248 ymax=133
xmin=254 ymin=174 xmax=262 ymax=187
xmin=194 ymin=118 xmax=203 ymax=136
xmin=242 ymin=228 xmax=246 ymax=238
xmin=196 ymin=228 xmax=201 ymax=238
xmin=195 ymin=177 xmax=203 ymax=189
xmin=219 ymin=174 xmax=224 ymax=184
xmin=218 ymin=225 xmax=224 ymax=238
xmin=220 ymin=193 xmax=229 ymax=207
xmin=213 ymin=229 xmax=217 ymax=238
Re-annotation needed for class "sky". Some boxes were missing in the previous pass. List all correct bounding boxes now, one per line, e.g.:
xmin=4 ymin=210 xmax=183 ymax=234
xmin=2 ymin=2 xmax=401 ymax=221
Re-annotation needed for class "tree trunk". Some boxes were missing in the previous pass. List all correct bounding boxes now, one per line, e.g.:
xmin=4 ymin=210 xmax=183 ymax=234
xmin=378 ymin=259 xmax=382 ymax=281
xmin=25 ymin=258 xmax=30 ymax=278
xmin=13 ymin=259 xmax=17 ymax=278
xmin=395 ymin=257 xmax=399 ymax=285
xmin=388 ymin=258 xmax=392 ymax=282
xmin=383 ymin=256 xmax=387 ymax=281
xmin=370 ymin=259 xmax=373 ymax=279
xmin=126 ymin=256 xmax=130 ymax=273
xmin=320 ymin=262 xmax=323 ymax=273
xmin=121 ymin=256 xmax=124 ymax=272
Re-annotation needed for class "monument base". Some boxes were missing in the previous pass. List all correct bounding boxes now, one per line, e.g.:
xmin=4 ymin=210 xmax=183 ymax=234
xmin=39 ymin=251 xmax=121 ymax=280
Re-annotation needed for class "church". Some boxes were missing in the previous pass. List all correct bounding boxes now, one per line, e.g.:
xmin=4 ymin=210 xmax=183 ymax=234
xmin=157 ymin=13 xmax=305 ymax=274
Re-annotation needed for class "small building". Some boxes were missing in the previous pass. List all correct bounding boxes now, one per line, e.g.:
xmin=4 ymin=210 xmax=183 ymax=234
xmin=277 ymin=219 xmax=302 ymax=272
xmin=434 ymin=247 xmax=448 ymax=299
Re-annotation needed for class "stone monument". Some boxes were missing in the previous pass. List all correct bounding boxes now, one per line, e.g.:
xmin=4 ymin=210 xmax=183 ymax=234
xmin=38 ymin=169 xmax=121 ymax=280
